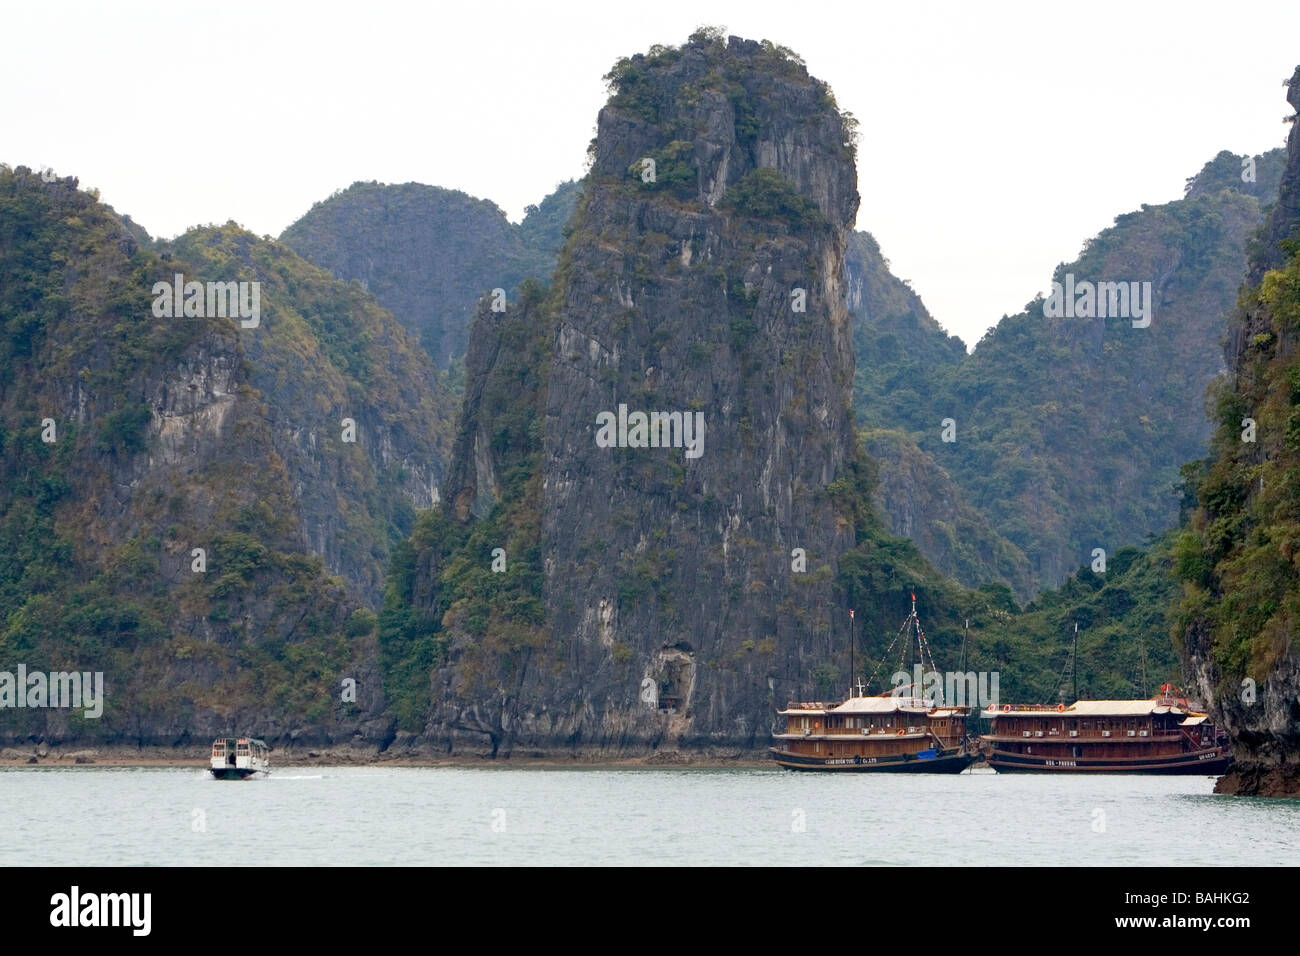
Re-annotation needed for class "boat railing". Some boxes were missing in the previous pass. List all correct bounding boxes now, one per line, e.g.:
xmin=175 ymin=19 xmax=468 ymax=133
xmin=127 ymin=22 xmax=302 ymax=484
xmin=785 ymin=701 xmax=843 ymax=711
xmin=986 ymin=730 xmax=1188 ymax=741
xmin=986 ymin=703 xmax=1069 ymax=713
xmin=989 ymin=698 xmax=1201 ymax=715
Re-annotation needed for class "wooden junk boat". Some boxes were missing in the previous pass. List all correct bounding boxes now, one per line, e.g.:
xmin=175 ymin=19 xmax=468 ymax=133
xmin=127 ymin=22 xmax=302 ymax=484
xmin=771 ymin=693 xmax=974 ymax=772
xmin=979 ymin=686 xmax=1232 ymax=774
xmin=770 ymin=594 xmax=975 ymax=773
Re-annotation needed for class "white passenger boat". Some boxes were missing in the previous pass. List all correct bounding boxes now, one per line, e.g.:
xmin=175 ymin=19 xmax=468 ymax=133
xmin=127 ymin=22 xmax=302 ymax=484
xmin=209 ymin=736 xmax=270 ymax=779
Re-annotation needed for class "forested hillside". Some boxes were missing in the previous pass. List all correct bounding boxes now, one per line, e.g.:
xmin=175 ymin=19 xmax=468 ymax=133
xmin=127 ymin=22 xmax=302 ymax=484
xmin=0 ymin=164 xmax=457 ymax=745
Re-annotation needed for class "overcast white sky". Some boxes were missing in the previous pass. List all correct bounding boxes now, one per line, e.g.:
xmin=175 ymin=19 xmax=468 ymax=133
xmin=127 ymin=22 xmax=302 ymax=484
xmin=3 ymin=0 xmax=1298 ymax=347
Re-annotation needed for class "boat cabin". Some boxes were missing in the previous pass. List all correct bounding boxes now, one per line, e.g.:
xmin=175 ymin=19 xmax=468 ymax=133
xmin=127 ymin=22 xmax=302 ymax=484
xmin=209 ymin=736 xmax=270 ymax=779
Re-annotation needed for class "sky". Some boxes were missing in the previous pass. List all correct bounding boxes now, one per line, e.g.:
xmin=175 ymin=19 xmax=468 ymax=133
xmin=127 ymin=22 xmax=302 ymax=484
xmin=3 ymin=0 xmax=1299 ymax=348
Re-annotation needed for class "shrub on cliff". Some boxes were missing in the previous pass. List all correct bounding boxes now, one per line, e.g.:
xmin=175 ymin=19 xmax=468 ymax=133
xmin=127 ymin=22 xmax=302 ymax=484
xmin=723 ymin=167 xmax=826 ymax=233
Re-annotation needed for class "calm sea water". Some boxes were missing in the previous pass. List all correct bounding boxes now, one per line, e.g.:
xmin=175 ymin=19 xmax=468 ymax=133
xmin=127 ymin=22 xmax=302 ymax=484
xmin=2 ymin=765 xmax=1296 ymax=866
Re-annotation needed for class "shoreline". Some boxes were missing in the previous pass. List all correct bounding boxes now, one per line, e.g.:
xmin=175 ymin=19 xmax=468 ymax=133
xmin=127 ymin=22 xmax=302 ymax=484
xmin=0 ymin=746 xmax=778 ymax=770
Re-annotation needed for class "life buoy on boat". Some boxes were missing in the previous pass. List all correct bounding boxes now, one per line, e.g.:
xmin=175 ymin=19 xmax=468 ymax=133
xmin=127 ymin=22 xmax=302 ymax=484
xmin=897 ymin=729 xmax=905 ymax=735
xmin=1057 ymin=703 xmax=1065 ymax=712
xmin=1002 ymin=704 xmax=1012 ymax=712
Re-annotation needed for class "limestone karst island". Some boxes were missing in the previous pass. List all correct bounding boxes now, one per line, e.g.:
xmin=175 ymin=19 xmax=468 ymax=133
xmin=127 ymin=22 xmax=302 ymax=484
xmin=4 ymin=9 xmax=1300 ymax=895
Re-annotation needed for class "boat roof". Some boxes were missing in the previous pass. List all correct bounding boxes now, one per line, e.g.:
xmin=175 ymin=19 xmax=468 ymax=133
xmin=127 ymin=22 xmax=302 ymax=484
xmin=984 ymin=700 xmax=1205 ymax=718
xmin=835 ymin=696 xmax=935 ymax=714
xmin=780 ymin=696 xmax=965 ymax=716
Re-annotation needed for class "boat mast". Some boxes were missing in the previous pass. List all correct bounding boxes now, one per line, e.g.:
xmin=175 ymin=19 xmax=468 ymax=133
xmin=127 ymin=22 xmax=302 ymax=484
xmin=1072 ymin=622 xmax=1079 ymax=702
xmin=912 ymin=592 xmax=922 ymax=695
xmin=960 ymin=616 xmax=969 ymax=674
xmin=1139 ymin=633 xmax=1148 ymax=698
xmin=848 ymin=608 xmax=855 ymax=699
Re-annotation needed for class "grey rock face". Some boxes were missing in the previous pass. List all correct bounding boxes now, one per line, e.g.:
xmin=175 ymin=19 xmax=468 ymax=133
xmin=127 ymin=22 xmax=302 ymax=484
xmin=1247 ymin=66 xmax=1300 ymax=285
xmin=423 ymin=35 xmax=868 ymax=755
xmin=281 ymin=182 xmax=577 ymax=367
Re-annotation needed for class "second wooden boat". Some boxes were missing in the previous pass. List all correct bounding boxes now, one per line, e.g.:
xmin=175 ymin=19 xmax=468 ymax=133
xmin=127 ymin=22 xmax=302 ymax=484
xmin=979 ymin=689 xmax=1231 ymax=774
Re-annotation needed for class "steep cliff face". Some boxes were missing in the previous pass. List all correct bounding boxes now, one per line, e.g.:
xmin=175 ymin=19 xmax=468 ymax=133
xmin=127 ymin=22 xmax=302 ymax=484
xmin=396 ymin=32 xmax=894 ymax=755
xmin=1179 ymin=68 xmax=1300 ymax=796
xmin=280 ymin=180 xmax=578 ymax=367
xmin=537 ymin=34 xmax=860 ymax=753
xmin=0 ymin=165 xmax=453 ymax=747
xmin=168 ymin=225 xmax=454 ymax=604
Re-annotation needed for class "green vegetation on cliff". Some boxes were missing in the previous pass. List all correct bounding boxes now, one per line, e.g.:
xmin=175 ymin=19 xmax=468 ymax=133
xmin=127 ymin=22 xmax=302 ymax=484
xmin=0 ymin=168 xmax=356 ymax=739
xmin=832 ymin=431 xmax=1181 ymax=705
xmin=845 ymin=231 xmax=1033 ymax=596
xmin=1175 ymin=232 xmax=1300 ymax=681
xmin=862 ymin=427 xmax=1031 ymax=596
xmin=379 ymin=280 xmax=553 ymax=731
xmin=169 ymin=222 xmax=455 ymax=602
xmin=994 ymin=535 xmax=1182 ymax=703
xmin=852 ymin=156 xmax=1282 ymax=592
xmin=0 ymin=165 xmax=458 ymax=744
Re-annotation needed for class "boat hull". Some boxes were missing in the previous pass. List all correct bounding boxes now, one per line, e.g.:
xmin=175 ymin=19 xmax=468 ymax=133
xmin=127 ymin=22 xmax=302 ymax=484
xmin=984 ymin=747 xmax=1232 ymax=775
xmin=208 ymin=767 xmax=266 ymax=780
xmin=770 ymin=747 xmax=974 ymax=773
